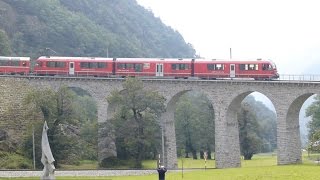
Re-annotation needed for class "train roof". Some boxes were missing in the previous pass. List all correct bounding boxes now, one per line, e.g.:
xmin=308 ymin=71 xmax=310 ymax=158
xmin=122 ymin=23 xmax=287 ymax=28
xmin=115 ymin=58 xmax=194 ymax=62
xmin=116 ymin=58 xmax=273 ymax=63
xmin=37 ymin=56 xmax=113 ymax=61
xmin=194 ymin=58 xmax=273 ymax=63
xmin=0 ymin=56 xmax=30 ymax=61
xmin=37 ymin=56 xmax=274 ymax=64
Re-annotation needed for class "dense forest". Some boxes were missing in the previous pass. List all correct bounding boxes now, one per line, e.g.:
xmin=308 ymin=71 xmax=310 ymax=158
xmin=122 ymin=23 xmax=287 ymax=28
xmin=0 ymin=0 xmax=196 ymax=58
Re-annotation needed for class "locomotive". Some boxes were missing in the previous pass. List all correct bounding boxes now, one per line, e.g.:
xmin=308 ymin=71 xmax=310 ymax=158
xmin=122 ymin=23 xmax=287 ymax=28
xmin=0 ymin=56 xmax=279 ymax=80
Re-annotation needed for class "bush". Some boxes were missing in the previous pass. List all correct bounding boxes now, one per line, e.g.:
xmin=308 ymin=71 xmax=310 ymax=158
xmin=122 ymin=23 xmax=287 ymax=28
xmin=100 ymin=157 xmax=118 ymax=168
xmin=0 ymin=151 xmax=33 ymax=169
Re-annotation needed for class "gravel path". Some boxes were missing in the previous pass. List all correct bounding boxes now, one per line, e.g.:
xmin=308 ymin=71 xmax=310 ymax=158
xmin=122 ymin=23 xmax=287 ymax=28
xmin=0 ymin=170 xmax=160 ymax=178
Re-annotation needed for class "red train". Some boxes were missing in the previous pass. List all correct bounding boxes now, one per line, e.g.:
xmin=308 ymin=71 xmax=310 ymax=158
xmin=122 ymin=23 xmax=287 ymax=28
xmin=0 ymin=56 xmax=279 ymax=80
xmin=0 ymin=56 xmax=30 ymax=75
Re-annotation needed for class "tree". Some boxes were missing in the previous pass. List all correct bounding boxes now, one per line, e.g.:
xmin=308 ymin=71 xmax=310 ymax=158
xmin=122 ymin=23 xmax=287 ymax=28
xmin=195 ymin=94 xmax=215 ymax=160
xmin=175 ymin=95 xmax=199 ymax=159
xmin=23 ymin=86 xmax=84 ymax=166
xmin=0 ymin=29 xmax=12 ymax=55
xmin=306 ymin=95 xmax=320 ymax=151
xmin=175 ymin=92 xmax=215 ymax=160
xmin=238 ymin=101 xmax=262 ymax=160
xmin=107 ymin=78 xmax=166 ymax=168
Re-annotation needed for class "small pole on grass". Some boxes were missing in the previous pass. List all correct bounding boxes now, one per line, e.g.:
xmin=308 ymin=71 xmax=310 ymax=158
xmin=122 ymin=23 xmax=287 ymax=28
xmin=32 ymin=125 xmax=36 ymax=170
xmin=204 ymin=151 xmax=208 ymax=170
xmin=157 ymin=154 xmax=161 ymax=168
xmin=181 ymin=158 xmax=184 ymax=179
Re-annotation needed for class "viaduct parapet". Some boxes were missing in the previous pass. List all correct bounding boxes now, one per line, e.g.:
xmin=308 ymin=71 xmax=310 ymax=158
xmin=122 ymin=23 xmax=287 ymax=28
xmin=1 ymin=76 xmax=319 ymax=169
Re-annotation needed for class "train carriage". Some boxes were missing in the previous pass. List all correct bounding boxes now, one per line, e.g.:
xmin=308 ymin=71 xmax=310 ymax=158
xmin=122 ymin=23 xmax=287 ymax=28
xmin=193 ymin=59 xmax=279 ymax=80
xmin=114 ymin=58 xmax=196 ymax=78
xmin=0 ymin=56 xmax=30 ymax=75
xmin=33 ymin=56 xmax=113 ymax=76
xmin=162 ymin=59 xmax=192 ymax=78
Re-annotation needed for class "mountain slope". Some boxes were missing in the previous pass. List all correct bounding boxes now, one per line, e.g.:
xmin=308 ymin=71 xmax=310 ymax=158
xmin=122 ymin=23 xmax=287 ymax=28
xmin=0 ymin=0 xmax=195 ymax=58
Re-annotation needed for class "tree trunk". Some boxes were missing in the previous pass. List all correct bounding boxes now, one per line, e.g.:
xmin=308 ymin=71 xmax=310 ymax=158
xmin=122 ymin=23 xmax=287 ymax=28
xmin=192 ymin=150 xmax=197 ymax=159
xmin=200 ymin=150 xmax=204 ymax=159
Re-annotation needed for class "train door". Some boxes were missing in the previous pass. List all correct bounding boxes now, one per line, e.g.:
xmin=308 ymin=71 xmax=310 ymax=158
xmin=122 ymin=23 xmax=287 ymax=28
xmin=230 ymin=64 xmax=235 ymax=78
xmin=156 ymin=63 xmax=164 ymax=77
xmin=69 ymin=62 xmax=75 ymax=75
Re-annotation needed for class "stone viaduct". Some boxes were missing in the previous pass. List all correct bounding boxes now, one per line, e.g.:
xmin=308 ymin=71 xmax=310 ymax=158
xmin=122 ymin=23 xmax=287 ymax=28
xmin=1 ymin=76 xmax=319 ymax=169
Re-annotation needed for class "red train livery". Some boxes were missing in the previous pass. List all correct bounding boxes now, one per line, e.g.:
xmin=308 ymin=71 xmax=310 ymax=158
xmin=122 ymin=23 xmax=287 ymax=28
xmin=0 ymin=56 xmax=30 ymax=75
xmin=1 ymin=56 xmax=279 ymax=80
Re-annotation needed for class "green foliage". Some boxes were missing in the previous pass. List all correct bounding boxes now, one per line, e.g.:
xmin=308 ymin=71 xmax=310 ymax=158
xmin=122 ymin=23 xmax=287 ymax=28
xmin=175 ymin=91 xmax=215 ymax=159
xmin=0 ymin=151 xmax=32 ymax=169
xmin=22 ymin=86 xmax=98 ymax=167
xmin=239 ymin=95 xmax=277 ymax=156
xmin=107 ymin=78 xmax=166 ymax=168
xmin=0 ymin=0 xmax=196 ymax=58
xmin=306 ymin=95 xmax=320 ymax=152
xmin=0 ymin=29 xmax=12 ymax=55
xmin=175 ymin=94 xmax=199 ymax=159
xmin=238 ymin=99 xmax=263 ymax=160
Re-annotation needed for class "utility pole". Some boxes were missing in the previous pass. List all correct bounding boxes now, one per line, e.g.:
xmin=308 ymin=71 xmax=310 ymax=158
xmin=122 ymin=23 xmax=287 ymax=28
xmin=161 ymin=121 xmax=165 ymax=166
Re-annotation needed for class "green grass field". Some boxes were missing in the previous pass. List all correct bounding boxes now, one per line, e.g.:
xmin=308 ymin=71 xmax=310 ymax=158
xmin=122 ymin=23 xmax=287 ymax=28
xmin=2 ymin=153 xmax=320 ymax=180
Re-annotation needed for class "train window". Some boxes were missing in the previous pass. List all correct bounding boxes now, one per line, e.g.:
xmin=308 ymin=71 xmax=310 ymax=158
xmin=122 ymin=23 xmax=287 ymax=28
xmin=90 ymin=62 xmax=98 ymax=68
xmin=240 ymin=64 xmax=258 ymax=70
xmin=207 ymin=64 xmax=224 ymax=70
xmin=12 ymin=61 xmax=19 ymax=66
xmin=0 ymin=60 xmax=9 ymax=66
xmin=36 ymin=62 xmax=43 ymax=67
xmin=47 ymin=61 xmax=66 ymax=68
xmin=80 ymin=62 xmax=106 ymax=68
xmin=56 ymin=62 xmax=66 ymax=68
xmin=117 ymin=63 xmax=125 ymax=69
xmin=239 ymin=64 xmax=246 ymax=70
xmin=171 ymin=64 xmax=189 ymax=70
xmin=216 ymin=64 xmax=223 ymax=70
xmin=47 ymin=62 xmax=55 ymax=67
xmin=262 ymin=64 xmax=272 ymax=70
xmin=143 ymin=63 xmax=150 ymax=69
xmin=207 ymin=64 xmax=214 ymax=70
xmin=180 ymin=64 xmax=186 ymax=70
xmin=127 ymin=63 xmax=133 ymax=69
xmin=81 ymin=62 xmax=89 ymax=68
xmin=98 ymin=62 xmax=106 ymax=68
xmin=134 ymin=64 xmax=142 ymax=72
xmin=22 ymin=62 xmax=27 ymax=67
xmin=0 ymin=61 xmax=17 ymax=66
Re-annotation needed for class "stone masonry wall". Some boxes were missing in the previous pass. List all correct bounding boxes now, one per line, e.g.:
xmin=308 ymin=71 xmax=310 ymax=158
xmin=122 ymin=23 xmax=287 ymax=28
xmin=1 ymin=77 xmax=320 ymax=169
xmin=0 ymin=78 xmax=42 ymax=151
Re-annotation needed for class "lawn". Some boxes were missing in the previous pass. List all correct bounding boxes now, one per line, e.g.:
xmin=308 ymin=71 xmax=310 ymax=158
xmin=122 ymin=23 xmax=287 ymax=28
xmin=2 ymin=153 xmax=320 ymax=180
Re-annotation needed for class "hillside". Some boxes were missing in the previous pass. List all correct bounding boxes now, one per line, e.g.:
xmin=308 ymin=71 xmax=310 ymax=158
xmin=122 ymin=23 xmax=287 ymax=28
xmin=0 ymin=0 xmax=196 ymax=58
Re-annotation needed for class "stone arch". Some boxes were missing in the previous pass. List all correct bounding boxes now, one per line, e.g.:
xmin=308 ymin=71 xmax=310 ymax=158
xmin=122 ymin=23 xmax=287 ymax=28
xmin=163 ymin=89 xmax=217 ymax=169
xmin=217 ymin=91 xmax=253 ymax=168
xmin=279 ymin=93 xmax=314 ymax=164
xmin=161 ymin=90 xmax=191 ymax=168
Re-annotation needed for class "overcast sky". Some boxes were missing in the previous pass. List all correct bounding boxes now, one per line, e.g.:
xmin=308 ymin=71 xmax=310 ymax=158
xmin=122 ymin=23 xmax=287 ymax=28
xmin=137 ymin=0 xmax=320 ymax=74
